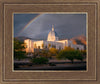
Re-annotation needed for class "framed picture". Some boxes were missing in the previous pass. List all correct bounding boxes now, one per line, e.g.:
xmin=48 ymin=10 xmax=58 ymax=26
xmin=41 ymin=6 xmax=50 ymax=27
xmin=14 ymin=13 xmax=87 ymax=71
xmin=0 ymin=0 xmax=99 ymax=84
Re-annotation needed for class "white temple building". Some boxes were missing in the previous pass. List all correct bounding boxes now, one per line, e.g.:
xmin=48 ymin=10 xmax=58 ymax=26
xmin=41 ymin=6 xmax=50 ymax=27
xmin=24 ymin=25 xmax=84 ymax=53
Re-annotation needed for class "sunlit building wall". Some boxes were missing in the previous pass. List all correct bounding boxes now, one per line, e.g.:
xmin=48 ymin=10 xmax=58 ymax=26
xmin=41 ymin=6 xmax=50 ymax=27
xmin=24 ymin=26 xmax=84 ymax=53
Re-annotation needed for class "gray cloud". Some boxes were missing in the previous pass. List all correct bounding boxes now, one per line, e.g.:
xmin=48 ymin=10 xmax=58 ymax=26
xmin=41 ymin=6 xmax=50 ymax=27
xmin=14 ymin=13 xmax=86 ymax=39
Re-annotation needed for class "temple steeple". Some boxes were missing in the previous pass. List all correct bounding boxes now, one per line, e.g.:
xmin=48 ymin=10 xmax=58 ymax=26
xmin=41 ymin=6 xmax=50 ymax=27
xmin=52 ymin=25 xmax=54 ymax=31
xmin=47 ymin=25 xmax=59 ymax=41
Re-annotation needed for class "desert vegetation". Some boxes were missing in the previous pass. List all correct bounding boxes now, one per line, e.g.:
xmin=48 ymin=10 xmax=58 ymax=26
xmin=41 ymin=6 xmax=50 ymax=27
xmin=14 ymin=38 xmax=86 ymax=65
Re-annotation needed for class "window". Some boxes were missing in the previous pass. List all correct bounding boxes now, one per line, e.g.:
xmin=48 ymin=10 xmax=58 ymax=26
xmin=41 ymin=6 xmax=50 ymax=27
xmin=59 ymin=46 xmax=61 ymax=50
xmin=52 ymin=45 xmax=56 ymax=48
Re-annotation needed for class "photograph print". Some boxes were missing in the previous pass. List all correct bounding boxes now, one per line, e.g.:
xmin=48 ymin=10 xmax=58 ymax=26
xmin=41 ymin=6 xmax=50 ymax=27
xmin=14 ymin=13 xmax=87 ymax=70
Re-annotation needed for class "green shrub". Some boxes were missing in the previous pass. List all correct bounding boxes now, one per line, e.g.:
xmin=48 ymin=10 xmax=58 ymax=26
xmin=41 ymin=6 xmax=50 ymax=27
xmin=75 ymin=51 xmax=84 ymax=61
xmin=14 ymin=51 xmax=26 ymax=60
xmin=31 ymin=57 xmax=49 ymax=64
xmin=49 ymin=63 xmax=56 ymax=66
xmin=49 ymin=48 xmax=58 ymax=55
xmin=14 ymin=38 xmax=26 ymax=60
xmin=56 ymin=49 xmax=84 ymax=63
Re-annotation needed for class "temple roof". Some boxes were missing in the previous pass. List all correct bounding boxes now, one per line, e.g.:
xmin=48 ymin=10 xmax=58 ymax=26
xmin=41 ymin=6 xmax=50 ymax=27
xmin=47 ymin=25 xmax=59 ymax=41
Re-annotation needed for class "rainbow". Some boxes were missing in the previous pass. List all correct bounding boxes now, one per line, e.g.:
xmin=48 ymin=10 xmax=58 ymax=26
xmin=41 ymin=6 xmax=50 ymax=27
xmin=18 ymin=14 xmax=42 ymax=35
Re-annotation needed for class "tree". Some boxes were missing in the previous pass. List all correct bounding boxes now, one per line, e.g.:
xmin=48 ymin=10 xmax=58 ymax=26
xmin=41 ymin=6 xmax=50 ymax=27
xmin=81 ymin=50 xmax=86 ymax=58
xmin=49 ymin=48 xmax=58 ymax=55
xmin=64 ymin=46 xmax=74 ymax=51
xmin=14 ymin=38 xmax=25 ymax=51
xmin=47 ymin=52 xmax=52 ymax=59
xmin=48 ymin=43 xmax=51 ymax=49
xmin=14 ymin=51 xmax=26 ymax=60
xmin=32 ymin=51 xmax=39 ymax=58
xmin=56 ymin=50 xmax=67 ymax=60
xmin=65 ymin=51 xmax=76 ymax=63
xmin=41 ymin=50 xmax=48 ymax=58
xmin=42 ymin=43 xmax=44 ymax=49
xmin=75 ymin=50 xmax=84 ymax=62
xmin=14 ymin=38 xmax=26 ymax=60
xmin=56 ymin=48 xmax=84 ymax=63
xmin=56 ymin=50 xmax=76 ymax=63
xmin=31 ymin=57 xmax=49 ymax=64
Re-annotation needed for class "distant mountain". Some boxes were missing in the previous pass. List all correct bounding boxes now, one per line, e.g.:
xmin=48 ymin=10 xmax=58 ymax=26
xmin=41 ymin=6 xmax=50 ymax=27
xmin=14 ymin=36 xmax=45 ymax=42
xmin=14 ymin=36 xmax=32 ymax=42
xmin=70 ymin=35 xmax=86 ymax=49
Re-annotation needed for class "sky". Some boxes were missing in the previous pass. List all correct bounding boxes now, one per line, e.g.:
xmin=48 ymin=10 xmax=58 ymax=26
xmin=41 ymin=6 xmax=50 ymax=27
xmin=14 ymin=13 xmax=86 ymax=40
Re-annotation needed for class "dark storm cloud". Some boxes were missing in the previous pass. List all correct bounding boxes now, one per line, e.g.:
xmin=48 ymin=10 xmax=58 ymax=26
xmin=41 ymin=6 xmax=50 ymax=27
xmin=14 ymin=14 xmax=39 ymax=37
xmin=14 ymin=13 xmax=86 ymax=39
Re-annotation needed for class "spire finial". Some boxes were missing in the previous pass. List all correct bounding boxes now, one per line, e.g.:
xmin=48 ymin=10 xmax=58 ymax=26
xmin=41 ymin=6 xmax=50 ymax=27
xmin=52 ymin=24 xmax=54 ymax=31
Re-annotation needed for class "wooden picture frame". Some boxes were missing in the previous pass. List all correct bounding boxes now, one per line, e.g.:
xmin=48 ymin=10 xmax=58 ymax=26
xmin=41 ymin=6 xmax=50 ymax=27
xmin=0 ymin=0 xmax=99 ymax=84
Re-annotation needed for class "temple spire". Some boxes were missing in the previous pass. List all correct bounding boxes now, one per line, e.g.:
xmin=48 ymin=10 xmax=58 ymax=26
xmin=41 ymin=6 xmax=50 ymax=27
xmin=52 ymin=25 xmax=54 ymax=31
